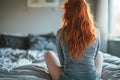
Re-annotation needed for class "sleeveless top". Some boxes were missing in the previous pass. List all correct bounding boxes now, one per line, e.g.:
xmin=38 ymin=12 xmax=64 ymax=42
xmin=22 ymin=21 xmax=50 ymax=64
xmin=56 ymin=29 xmax=101 ymax=80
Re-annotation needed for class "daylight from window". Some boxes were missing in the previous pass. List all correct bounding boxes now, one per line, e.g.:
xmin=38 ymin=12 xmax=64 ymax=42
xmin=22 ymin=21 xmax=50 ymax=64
xmin=112 ymin=0 xmax=120 ymax=36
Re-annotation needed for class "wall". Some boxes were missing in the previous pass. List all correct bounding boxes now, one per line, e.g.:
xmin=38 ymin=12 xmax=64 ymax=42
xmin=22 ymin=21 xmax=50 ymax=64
xmin=0 ymin=0 xmax=97 ymax=35
xmin=0 ymin=0 xmax=63 ymax=35
xmin=87 ymin=0 xmax=97 ymax=17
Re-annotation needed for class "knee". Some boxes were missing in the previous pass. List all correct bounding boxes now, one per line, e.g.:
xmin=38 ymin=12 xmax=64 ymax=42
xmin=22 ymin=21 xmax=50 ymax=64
xmin=45 ymin=51 xmax=50 ymax=59
xmin=45 ymin=50 xmax=55 ymax=57
xmin=45 ymin=51 xmax=54 ymax=61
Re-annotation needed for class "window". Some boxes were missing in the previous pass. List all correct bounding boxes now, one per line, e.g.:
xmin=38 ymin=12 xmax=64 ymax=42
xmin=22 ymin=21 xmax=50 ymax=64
xmin=110 ymin=0 xmax=120 ymax=37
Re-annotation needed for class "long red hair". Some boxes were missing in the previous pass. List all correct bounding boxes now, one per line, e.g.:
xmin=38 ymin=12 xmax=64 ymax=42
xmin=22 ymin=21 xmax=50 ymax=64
xmin=60 ymin=0 xmax=97 ymax=59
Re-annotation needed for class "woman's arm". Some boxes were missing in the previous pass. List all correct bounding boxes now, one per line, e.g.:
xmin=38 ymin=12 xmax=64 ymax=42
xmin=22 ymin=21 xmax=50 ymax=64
xmin=95 ymin=51 xmax=103 ymax=77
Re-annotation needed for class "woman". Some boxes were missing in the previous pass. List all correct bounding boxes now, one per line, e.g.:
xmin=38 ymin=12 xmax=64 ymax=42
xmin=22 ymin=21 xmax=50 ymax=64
xmin=45 ymin=0 xmax=103 ymax=80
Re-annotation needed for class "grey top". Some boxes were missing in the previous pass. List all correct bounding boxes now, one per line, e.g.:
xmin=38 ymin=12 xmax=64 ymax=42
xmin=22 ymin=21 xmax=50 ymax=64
xmin=56 ymin=29 xmax=101 ymax=80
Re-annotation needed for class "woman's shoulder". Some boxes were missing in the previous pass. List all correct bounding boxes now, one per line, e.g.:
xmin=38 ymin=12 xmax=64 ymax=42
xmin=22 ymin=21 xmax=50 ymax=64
xmin=57 ymin=29 xmax=61 ymax=36
xmin=57 ymin=28 xmax=62 ymax=33
xmin=56 ymin=29 xmax=62 ymax=39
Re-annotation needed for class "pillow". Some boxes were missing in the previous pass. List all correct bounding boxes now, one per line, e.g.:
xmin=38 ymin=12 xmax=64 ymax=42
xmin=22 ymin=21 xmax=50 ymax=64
xmin=28 ymin=34 xmax=48 ymax=50
xmin=0 ymin=34 xmax=6 ymax=47
xmin=28 ymin=33 xmax=57 ymax=51
xmin=40 ymin=32 xmax=56 ymax=45
xmin=1 ymin=34 xmax=29 ymax=49
xmin=40 ymin=32 xmax=55 ymax=38
xmin=45 ymin=41 xmax=57 ymax=52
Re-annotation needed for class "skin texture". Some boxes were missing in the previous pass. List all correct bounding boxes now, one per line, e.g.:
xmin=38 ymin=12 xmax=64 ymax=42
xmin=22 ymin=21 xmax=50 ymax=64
xmin=45 ymin=51 xmax=62 ymax=80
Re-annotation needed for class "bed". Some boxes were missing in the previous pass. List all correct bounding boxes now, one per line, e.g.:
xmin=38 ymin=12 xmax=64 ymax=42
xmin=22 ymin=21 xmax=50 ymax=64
xmin=0 ymin=33 xmax=56 ymax=80
xmin=101 ymin=52 xmax=120 ymax=80
xmin=0 ymin=33 xmax=120 ymax=80
xmin=0 ymin=48 xmax=51 ymax=80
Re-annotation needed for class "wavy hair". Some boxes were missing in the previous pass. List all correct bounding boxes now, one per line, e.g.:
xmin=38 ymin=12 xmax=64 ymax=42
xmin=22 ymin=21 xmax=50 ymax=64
xmin=60 ymin=0 xmax=97 ymax=59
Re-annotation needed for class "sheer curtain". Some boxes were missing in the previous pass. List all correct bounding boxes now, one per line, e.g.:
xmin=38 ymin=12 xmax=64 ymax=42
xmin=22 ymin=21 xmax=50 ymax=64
xmin=95 ymin=0 xmax=109 ymax=52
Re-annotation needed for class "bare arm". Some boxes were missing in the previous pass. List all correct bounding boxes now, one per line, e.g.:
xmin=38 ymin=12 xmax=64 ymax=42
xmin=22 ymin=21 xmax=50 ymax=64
xmin=94 ymin=51 xmax=103 ymax=77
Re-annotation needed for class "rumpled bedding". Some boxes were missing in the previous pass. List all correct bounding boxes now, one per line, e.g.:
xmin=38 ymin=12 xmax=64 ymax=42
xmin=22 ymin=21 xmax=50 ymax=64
xmin=0 ymin=65 xmax=51 ymax=80
xmin=0 ymin=48 xmax=51 ymax=80
xmin=0 ymin=48 xmax=120 ymax=80
xmin=101 ymin=52 xmax=120 ymax=80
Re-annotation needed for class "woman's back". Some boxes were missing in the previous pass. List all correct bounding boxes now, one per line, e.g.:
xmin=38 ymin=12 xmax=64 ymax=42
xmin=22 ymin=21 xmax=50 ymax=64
xmin=56 ymin=30 xmax=100 ymax=80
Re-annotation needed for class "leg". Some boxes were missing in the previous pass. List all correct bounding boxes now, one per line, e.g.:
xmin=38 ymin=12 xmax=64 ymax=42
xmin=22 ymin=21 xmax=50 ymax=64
xmin=45 ymin=51 xmax=62 ymax=80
